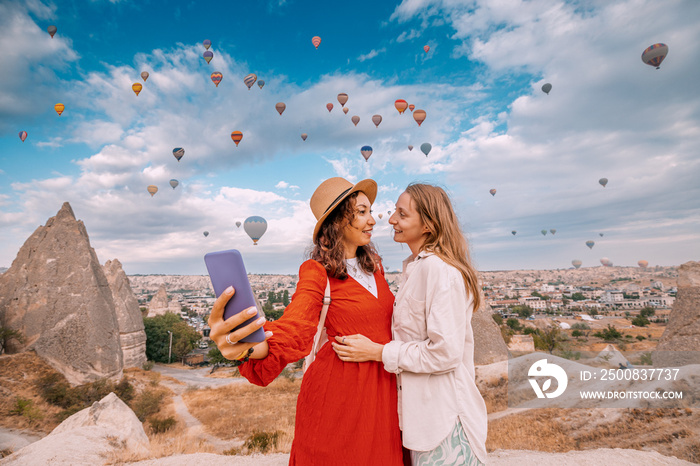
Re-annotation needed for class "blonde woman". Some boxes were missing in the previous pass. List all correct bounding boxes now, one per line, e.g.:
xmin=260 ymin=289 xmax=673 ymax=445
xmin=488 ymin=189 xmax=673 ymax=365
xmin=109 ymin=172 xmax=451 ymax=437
xmin=332 ymin=183 xmax=488 ymax=465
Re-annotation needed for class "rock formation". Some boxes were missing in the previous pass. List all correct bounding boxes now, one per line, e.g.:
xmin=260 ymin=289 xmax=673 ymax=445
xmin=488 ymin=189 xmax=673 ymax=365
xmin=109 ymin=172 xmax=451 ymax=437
xmin=472 ymin=302 xmax=510 ymax=365
xmin=147 ymin=284 xmax=171 ymax=317
xmin=0 ymin=202 xmax=123 ymax=385
xmin=2 ymin=392 xmax=149 ymax=465
xmin=507 ymin=334 xmax=535 ymax=353
xmin=103 ymin=259 xmax=147 ymax=368
xmin=654 ymin=261 xmax=700 ymax=367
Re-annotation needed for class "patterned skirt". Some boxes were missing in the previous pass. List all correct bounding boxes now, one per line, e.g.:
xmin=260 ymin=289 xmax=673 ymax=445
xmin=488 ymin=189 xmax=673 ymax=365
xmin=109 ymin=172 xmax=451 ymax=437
xmin=409 ymin=421 xmax=485 ymax=466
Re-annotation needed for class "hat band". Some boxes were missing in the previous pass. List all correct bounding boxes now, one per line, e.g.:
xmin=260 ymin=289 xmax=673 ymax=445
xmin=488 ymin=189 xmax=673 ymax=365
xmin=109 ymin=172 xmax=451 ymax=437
xmin=323 ymin=187 xmax=353 ymax=215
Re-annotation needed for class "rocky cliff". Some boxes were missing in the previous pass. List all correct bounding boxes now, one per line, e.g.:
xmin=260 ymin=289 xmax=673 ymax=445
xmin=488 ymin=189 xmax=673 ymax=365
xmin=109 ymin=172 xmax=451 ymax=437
xmin=473 ymin=302 xmax=510 ymax=365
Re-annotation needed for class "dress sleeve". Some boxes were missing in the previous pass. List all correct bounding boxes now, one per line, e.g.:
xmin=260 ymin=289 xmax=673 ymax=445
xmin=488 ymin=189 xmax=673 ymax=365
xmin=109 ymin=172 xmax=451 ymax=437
xmin=382 ymin=267 xmax=470 ymax=375
xmin=238 ymin=259 xmax=327 ymax=386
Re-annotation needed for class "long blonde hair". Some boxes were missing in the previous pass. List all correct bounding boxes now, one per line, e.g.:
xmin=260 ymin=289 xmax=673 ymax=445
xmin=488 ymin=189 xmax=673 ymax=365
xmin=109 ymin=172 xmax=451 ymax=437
xmin=404 ymin=183 xmax=481 ymax=311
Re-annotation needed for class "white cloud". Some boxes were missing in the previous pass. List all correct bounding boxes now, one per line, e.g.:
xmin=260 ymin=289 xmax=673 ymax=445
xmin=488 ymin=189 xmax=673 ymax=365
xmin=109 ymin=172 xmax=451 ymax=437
xmin=357 ymin=48 xmax=386 ymax=62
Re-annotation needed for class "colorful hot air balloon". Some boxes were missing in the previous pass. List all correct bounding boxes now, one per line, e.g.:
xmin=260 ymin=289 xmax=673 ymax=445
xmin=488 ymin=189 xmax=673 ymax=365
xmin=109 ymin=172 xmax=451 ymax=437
xmin=326 ymin=103 xmax=333 ymax=112
xmin=599 ymin=178 xmax=608 ymax=187
xmin=511 ymin=230 xmax=517 ymax=236
xmin=54 ymin=103 xmax=64 ymax=116
xmin=170 ymin=179 xmax=179 ymax=189
xmin=420 ymin=142 xmax=431 ymax=156
xmin=211 ymin=72 xmax=223 ymax=87
xmin=312 ymin=36 xmax=322 ymax=49
xmin=642 ymin=43 xmax=668 ymax=69
xmin=600 ymin=257 xmax=612 ymax=267
xmin=408 ymin=104 xmax=415 ymax=112
xmin=132 ymin=83 xmax=143 ymax=96
xmin=541 ymin=83 xmax=552 ymax=94
xmin=423 ymin=45 xmax=430 ymax=53
xmin=173 ymin=148 xmax=185 ymax=161
xmin=361 ymin=145 xmax=373 ymax=161
xmin=408 ymin=145 xmax=413 ymax=151
xmin=550 ymin=229 xmax=556 ymax=235
xmin=257 ymin=80 xmax=265 ymax=89
xmin=351 ymin=115 xmax=360 ymax=126
xmin=413 ymin=109 xmax=426 ymax=126
xmin=586 ymin=240 xmax=595 ymax=249
xmin=203 ymin=231 xmax=209 ymax=237
xmin=638 ymin=260 xmax=648 ymax=268
xmin=394 ymin=99 xmax=408 ymax=114
xmin=489 ymin=189 xmax=496 ymax=196
xmin=203 ymin=51 xmax=213 ymax=64
xmin=541 ymin=230 xmax=547 ymax=236
xmin=275 ymin=102 xmax=286 ymax=115
xmin=147 ymin=185 xmax=158 ymax=197
xmin=301 ymin=133 xmax=308 ymax=141
xmin=235 ymin=221 xmax=241 ymax=228
xmin=203 ymin=39 xmax=211 ymax=50
xmin=141 ymin=71 xmax=149 ymax=82
xmin=231 ymin=131 xmax=243 ymax=146
xmin=244 ymin=216 xmax=267 ymax=245
xmin=337 ymin=93 xmax=348 ymax=106
xmin=572 ymin=260 xmax=582 ymax=269
xmin=18 ymin=131 xmax=27 ymax=142
xmin=342 ymin=107 xmax=349 ymax=114
xmin=372 ymin=114 xmax=382 ymax=127
xmin=47 ymin=25 xmax=57 ymax=38
xmin=244 ymin=73 xmax=257 ymax=90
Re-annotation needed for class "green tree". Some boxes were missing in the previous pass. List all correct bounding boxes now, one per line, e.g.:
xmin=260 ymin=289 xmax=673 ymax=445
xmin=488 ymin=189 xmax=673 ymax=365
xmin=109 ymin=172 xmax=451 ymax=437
xmin=492 ymin=314 xmax=503 ymax=326
xmin=208 ymin=346 xmax=228 ymax=365
xmin=639 ymin=306 xmax=656 ymax=318
xmin=511 ymin=305 xmax=533 ymax=319
xmin=143 ymin=313 xmax=201 ymax=363
xmin=631 ymin=315 xmax=650 ymax=327
xmin=570 ymin=292 xmax=586 ymax=301
xmin=282 ymin=290 xmax=290 ymax=306
xmin=506 ymin=318 xmax=521 ymax=331
xmin=593 ymin=324 xmax=622 ymax=341
xmin=0 ymin=327 xmax=25 ymax=354
xmin=535 ymin=327 xmax=561 ymax=354
xmin=587 ymin=308 xmax=598 ymax=317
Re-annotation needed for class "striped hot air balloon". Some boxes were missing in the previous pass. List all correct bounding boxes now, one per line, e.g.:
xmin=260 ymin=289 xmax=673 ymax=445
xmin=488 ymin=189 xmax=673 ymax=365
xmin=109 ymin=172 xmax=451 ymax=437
xmin=211 ymin=72 xmax=223 ymax=87
xmin=203 ymin=51 xmax=213 ymax=64
xmin=642 ymin=43 xmax=668 ymax=69
xmin=586 ymin=240 xmax=595 ymax=249
xmin=173 ymin=148 xmax=185 ymax=161
xmin=132 ymin=83 xmax=143 ymax=96
xmin=312 ymin=36 xmax=322 ymax=49
xmin=395 ymin=99 xmax=408 ymax=114
xmin=170 ymin=179 xmax=179 ymax=189
xmin=244 ymin=216 xmax=268 ymax=245
xmin=413 ymin=109 xmax=426 ymax=126
xmin=408 ymin=104 xmax=415 ymax=112
xmin=19 ymin=131 xmax=27 ymax=142
xmin=424 ymin=45 xmax=430 ymax=53
xmin=147 ymin=185 xmax=158 ymax=197
xmin=203 ymin=39 xmax=211 ymax=50
xmin=337 ymin=93 xmax=348 ymax=106
xmin=231 ymin=131 xmax=243 ymax=146
xmin=489 ymin=189 xmax=496 ymax=196
xmin=243 ymin=73 xmax=257 ymax=90
xmin=47 ymin=25 xmax=57 ymax=38
xmin=54 ymin=103 xmax=65 ymax=116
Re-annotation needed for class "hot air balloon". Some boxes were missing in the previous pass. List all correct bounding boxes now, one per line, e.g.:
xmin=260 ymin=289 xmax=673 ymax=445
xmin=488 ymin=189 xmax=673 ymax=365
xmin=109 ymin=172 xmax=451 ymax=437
xmin=170 ymin=179 xmax=179 ymax=189
xmin=489 ymin=189 xmax=496 ymax=196
xmin=600 ymin=257 xmax=612 ymax=267
xmin=420 ymin=142 xmax=431 ymax=156
xmin=312 ymin=36 xmax=322 ymax=49
xmin=511 ymin=231 xmax=517 ymax=236
xmin=572 ymin=260 xmax=582 ymax=269
xmin=586 ymin=240 xmax=595 ymax=249
xmin=203 ymin=51 xmax=213 ymax=64
xmin=235 ymin=221 xmax=241 ymax=228
xmin=599 ymin=233 xmax=604 ymax=237
xmin=372 ymin=114 xmax=382 ymax=127
xmin=550 ymin=229 xmax=556 ymax=235
xmin=326 ymin=103 xmax=333 ymax=112
xmin=337 ymin=93 xmax=348 ymax=106
xmin=147 ymin=185 xmax=158 ymax=197
xmin=211 ymin=72 xmax=223 ymax=87
xmin=301 ymin=133 xmax=308 ymax=141
xmin=378 ymin=213 xmax=383 ymax=219
xmin=244 ymin=73 xmax=257 ymax=90
xmin=599 ymin=178 xmax=608 ymax=187
xmin=423 ymin=45 xmax=430 ymax=53
xmin=202 ymin=231 xmax=209 ymax=237
xmin=244 ymin=216 xmax=267 ymax=245
xmin=642 ymin=43 xmax=668 ymax=69
xmin=231 ymin=131 xmax=243 ymax=146
xmin=54 ymin=103 xmax=64 ymax=116
xmin=257 ymin=80 xmax=265 ymax=89
xmin=141 ymin=71 xmax=149 ymax=82
xmin=638 ymin=260 xmax=648 ymax=268
xmin=387 ymin=210 xmax=391 ymax=215
xmin=408 ymin=145 xmax=413 ymax=151
xmin=132 ymin=83 xmax=143 ymax=96
xmin=541 ymin=83 xmax=552 ymax=94
xmin=351 ymin=115 xmax=360 ymax=126
xmin=541 ymin=230 xmax=547 ymax=236
xmin=413 ymin=109 xmax=426 ymax=126
xmin=395 ymin=99 xmax=408 ymax=114
xmin=47 ymin=25 xmax=57 ymax=38
xmin=408 ymin=104 xmax=415 ymax=112
xmin=203 ymin=39 xmax=211 ymax=50
xmin=361 ymin=145 xmax=373 ymax=161
xmin=342 ymin=107 xmax=349 ymax=114
xmin=173 ymin=148 xmax=185 ymax=161
xmin=18 ymin=131 xmax=27 ymax=142
xmin=275 ymin=102 xmax=286 ymax=115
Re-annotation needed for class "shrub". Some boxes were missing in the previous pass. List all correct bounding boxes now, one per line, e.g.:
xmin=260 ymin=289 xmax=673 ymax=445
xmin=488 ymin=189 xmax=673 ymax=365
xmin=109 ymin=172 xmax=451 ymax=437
xmin=10 ymin=397 xmax=42 ymax=421
xmin=593 ymin=324 xmax=622 ymax=341
xmin=245 ymin=431 xmax=281 ymax=454
xmin=114 ymin=377 xmax=135 ymax=403
xmin=506 ymin=318 xmax=521 ymax=331
xmin=36 ymin=373 xmax=71 ymax=407
xmin=571 ymin=330 xmax=583 ymax=337
xmin=636 ymin=335 xmax=646 ymax=341
xmin=631 ymin=315 xmax=650 ymax=327
xmin=149 ymin=416 xmax=177 ymax=434
xmin=571 ymin=322 xmax=590 ymax=330
xmin=131 ymin=388 xmax=165 ymax=421
xmin=492 ymin=314 xmax=503 ymax=326
xmin=142 ymin=361 xmax=155 ymax=371
xmin=523 ymin=327 xmax=538 ymax=335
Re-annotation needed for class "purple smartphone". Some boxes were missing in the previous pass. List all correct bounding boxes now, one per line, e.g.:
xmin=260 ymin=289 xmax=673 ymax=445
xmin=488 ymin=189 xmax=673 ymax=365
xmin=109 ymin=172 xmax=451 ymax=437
xmin=204 ymin=249 xmax=265 ymax=343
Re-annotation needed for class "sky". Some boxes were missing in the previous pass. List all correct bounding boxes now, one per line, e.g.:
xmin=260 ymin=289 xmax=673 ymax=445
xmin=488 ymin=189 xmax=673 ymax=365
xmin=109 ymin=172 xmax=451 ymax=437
xmin=0 ymin=0 xmax=699 ymax=275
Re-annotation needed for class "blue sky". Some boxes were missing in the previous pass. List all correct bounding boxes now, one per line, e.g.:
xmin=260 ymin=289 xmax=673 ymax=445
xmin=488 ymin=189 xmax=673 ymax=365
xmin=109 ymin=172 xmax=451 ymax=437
xmin=1 ymin=0 xmax=699 ymax=275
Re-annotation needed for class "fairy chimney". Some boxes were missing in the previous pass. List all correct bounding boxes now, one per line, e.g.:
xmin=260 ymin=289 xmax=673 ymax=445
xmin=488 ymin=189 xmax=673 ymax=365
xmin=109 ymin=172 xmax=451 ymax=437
xmin=147 ymin=284 xmax=171 ymax=317
xmin=473 ymin=302 xmax=511 ymax=365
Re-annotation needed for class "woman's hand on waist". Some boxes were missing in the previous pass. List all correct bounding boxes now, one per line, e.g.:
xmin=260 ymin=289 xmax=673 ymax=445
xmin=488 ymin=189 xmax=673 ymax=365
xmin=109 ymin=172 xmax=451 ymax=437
xmin=332 ymin=334 xmax=384 ymax=362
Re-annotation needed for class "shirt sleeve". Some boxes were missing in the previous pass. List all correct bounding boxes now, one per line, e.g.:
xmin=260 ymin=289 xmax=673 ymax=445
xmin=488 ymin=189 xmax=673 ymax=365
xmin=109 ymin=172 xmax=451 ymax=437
xmin=382 ymin=265 xmax=471 ymax=375
xmin=238 ymin=259 xmax=327 ymax=386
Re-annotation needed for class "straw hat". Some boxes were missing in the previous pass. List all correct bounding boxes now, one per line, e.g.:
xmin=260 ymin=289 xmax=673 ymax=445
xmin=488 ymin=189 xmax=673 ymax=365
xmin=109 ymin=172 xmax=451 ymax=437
xmin=311 ymin=177 xmax=377 ymax=240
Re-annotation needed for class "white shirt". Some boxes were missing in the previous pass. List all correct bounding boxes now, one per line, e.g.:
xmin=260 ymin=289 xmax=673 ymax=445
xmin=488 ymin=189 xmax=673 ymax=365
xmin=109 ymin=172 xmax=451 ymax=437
xmin=381 ymin=251 xmax=488 ymax=463
xmin=345 ymin=257 xmax=378 ymax=298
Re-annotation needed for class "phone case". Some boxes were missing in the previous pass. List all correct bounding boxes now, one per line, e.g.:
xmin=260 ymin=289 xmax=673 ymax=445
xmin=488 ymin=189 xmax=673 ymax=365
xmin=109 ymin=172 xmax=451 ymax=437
xmin=204 ymin=249 xmax=266 ymax=343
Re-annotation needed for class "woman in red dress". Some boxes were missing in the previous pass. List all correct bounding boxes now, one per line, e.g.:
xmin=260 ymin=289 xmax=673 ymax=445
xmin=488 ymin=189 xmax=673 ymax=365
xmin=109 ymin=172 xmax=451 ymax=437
xmin=208 ymin=177 xmax=403 ymax=466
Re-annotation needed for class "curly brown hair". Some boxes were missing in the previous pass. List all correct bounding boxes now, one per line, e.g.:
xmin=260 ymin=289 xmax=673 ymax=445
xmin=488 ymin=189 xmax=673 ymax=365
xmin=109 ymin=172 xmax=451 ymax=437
xmin=310 ymin=191 xmax=380 ymax=279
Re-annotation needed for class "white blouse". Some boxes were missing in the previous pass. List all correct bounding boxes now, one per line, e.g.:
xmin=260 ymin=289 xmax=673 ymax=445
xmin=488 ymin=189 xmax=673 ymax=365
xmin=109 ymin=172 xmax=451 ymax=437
xmin=345 ymin=257 xmax=377 ymax=298
xmin=381 ymin=251 xmax=488 ymax=463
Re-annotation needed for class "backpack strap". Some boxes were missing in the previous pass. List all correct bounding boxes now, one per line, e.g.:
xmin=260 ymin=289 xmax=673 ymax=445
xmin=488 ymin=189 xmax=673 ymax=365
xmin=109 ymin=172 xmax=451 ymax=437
xmin=303 ymin=277 xmax=331 ymax=372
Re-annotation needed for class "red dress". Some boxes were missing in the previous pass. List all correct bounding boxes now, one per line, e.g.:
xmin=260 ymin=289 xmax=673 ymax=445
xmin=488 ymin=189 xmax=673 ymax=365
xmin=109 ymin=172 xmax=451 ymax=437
xmin=239 ymin=259 xmax=402 ymax=466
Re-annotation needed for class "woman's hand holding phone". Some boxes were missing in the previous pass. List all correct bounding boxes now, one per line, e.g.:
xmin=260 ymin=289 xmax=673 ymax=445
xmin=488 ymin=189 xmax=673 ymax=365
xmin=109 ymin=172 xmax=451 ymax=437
xmin=208 ymin=286 xmax=272 ymax=361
